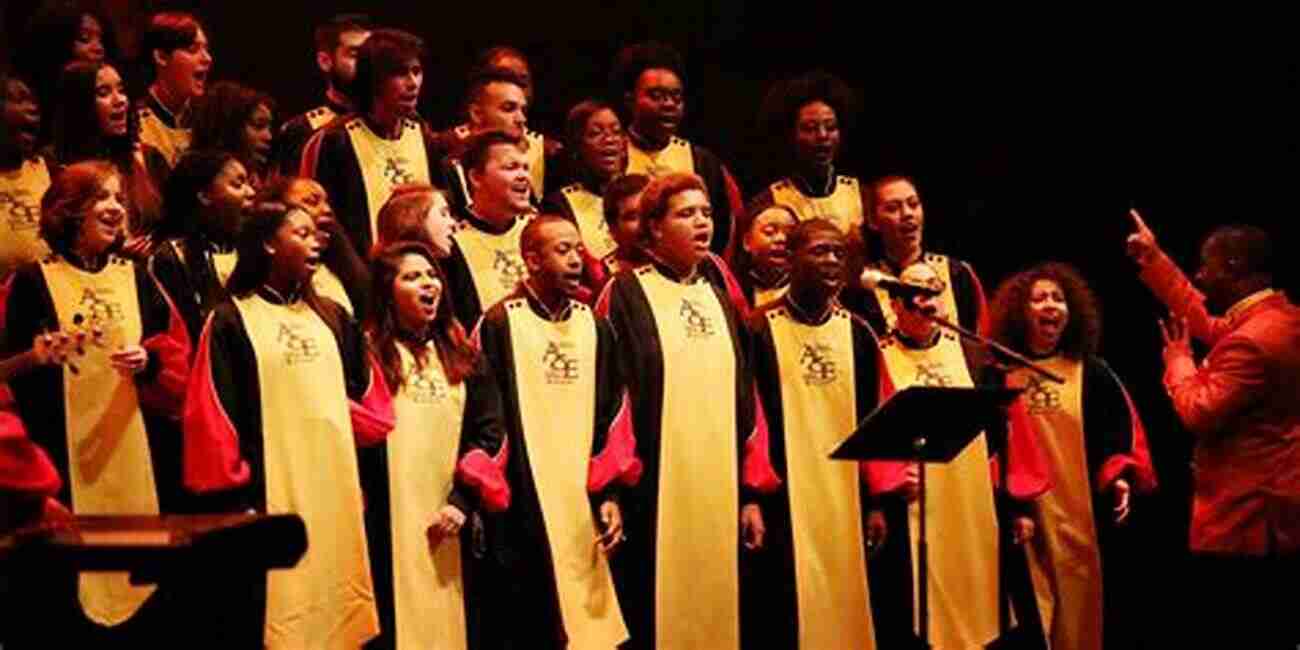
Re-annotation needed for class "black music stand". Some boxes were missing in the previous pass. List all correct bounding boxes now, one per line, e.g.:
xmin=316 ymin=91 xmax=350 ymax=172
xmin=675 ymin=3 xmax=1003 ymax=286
xmin=832 ymin=385 xmax=1021 ymax=650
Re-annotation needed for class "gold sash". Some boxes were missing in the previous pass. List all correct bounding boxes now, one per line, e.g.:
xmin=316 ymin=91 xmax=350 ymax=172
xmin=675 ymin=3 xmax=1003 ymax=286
xmin=873 ymin=253 xmax=958 ymax=334
xmin=561 ymin=184 xmax=618 ymax=262
xmin=526 ymin=129 xmax=546 ymax=198
xmin=506 ymin=299 xmax=628 ymax=648
xmin=41 ymin=256 xmax=157 ymax=626
xmin=626 ymin=137 xmax=694 ymax=179
xmin=635 ymin=266 xmax=740 ymax=650
xmin=344 ymin=117 xmax=432 ymax=243
xmin=767 ymin=306 xmax=875 ymax=649
xmin=233 ymin=294 xmax=378 ymax=648
xmin=313 ymin=267 xmax=353 ymax=315
xmin=770 ymin=176 xmax=864 ymax=236
xmin=387 ymin=342 xmax=469 ymax=650
xmin=879 ymin=331 xmax=1001 ymax=649
xmin=450 ymin=216 xmax=530 ymax=317
xmin=0 ymin=158 xmax=52 ymax=278
xmin=754 ymin=285 xmax=788 ymax=309
xmin=1012 ymin=357 xmax=1102 ymax=650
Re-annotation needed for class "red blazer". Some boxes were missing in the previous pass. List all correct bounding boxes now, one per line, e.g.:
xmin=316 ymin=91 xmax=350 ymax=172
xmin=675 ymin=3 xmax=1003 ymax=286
xmin=1144 ymin=251 xmax=1300 ymax=555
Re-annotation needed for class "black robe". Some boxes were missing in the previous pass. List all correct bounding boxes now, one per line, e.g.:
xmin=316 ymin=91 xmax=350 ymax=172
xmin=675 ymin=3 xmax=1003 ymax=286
xmin=473 ymin=289 xmax=628 ymax=649
xmin=275 ymin=96 xmax=350 ymax=175
xmin=599 ymin=260 xmax=761 ymax=650
xmin=748 ymin=299 xmax=882 ymax=648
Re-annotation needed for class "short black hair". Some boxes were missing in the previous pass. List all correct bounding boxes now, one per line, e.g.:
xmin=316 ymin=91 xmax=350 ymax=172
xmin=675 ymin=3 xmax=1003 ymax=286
xmin=602 ymin=174 xmax=650 ymax=230
xmin=461 ymin=129 xmax=523 ymax=174
xmin=144 ymin=12 xmax=202 ymax=67
xmin=463 ymin=67 xmax=528 ymax=114
xmin=314 ymin=13 xmax=371 ymax=53
xmin=1207 ymin=224 xmax=1274 ymax=279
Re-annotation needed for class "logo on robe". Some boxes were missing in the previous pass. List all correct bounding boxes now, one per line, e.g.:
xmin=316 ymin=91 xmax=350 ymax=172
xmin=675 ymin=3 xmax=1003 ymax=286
xmin=70 ymin=287 xmax=126 ymax=351
xmin=277 ymin=323 xmax=320 ymax=365
xmin=543 ymin=341 xmax=579 ymax=384
xmin=384 ymin=156 xmax=415 ymax=186
xmin=800 ymin=343 xmax=838 ymax=385
xmin=406 ymin=365 xmax=449 ymax=404
xmin=914 ymin=361 xmax=953 ymax=387
xmin=1025 ymin=375 xmax=1062 ymax=415
xmin=1 ymin=189 xmax=40 ymax=231
xmin=680 ymin=298 xmax=715 ymax=339
xmin=492 ymin=249 xmax=527 ymax=290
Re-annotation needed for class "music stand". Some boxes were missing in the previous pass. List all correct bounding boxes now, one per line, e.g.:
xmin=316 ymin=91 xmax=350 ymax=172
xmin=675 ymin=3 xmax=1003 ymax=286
xmin=832 ymin=385 xmax=1021 ymax=650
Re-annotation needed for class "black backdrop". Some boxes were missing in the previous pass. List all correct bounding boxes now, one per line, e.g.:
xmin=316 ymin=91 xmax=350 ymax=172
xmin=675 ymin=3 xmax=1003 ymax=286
xmin=4 ymin=1 xmax=1298 ymax=644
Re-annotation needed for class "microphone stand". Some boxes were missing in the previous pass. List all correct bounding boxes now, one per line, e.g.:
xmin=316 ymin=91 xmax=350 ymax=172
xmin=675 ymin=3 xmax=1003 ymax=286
xmin=921 ymin=312 xmax=1065 ymax=385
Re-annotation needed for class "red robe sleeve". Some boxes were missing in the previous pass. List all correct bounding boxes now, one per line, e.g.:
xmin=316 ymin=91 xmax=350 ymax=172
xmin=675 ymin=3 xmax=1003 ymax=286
xmin=0 ymin=412 xmax=60 ymax=496
xmin=706 ymin=253 xmax=751 ymax=320
xmin=861 ymin=347 xmax=911 ymax=494
xmin=456 ymin=440 xmax=510 ymax=513
xmin=742 ymin=384 xmax=781 ymax=494
xmin=1097 ymin=365 xmax=1158 ymax=494
xmin=181 ymin=319 xmax=251 ymax=493
xmin=350 ymin=354 xmax=396 ymax=447
xmin=588 ymin=390 xmax=644 ymax=494
xmin=721 ymin=167 xmax=745 ymax=261
xmin=138 ymin=287 xmax=192 ymax=418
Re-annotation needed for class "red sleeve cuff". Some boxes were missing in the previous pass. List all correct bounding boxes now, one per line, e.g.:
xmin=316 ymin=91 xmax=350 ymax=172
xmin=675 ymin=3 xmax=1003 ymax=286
xmin=181 ymin=324 xmax=251 ymax=493
xmin=588 ymin=392 xmax=643 ymax=494
xmin=137 ymin=292 xmax=192 ymax=417
xmin=456 ymin=441 xmax=510 ymax=512
xmin=742 ymin=385 xmax=781 ymax=494
xmin=350 ymin=356 xmax=396 ymax=447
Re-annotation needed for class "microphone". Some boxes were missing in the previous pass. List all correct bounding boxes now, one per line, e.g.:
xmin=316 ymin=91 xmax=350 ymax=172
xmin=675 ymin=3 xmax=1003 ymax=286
xmin=860 ymin=268 xmax=943 ymax=298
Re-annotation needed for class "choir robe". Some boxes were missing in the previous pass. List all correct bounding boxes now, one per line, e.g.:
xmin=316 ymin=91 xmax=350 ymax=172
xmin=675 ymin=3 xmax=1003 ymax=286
xmin=0 ymin=254 xmax=190 ymax=641
xmin=473 ymin=291 xmax=633 ymax=649
xmin=865 ymin=329 xmax=1049 ymax=650
xmin=597 ymin=260 xmax=776 ymax=650
xmin=135 ymin=92 xmax=191 ymax=169
xmin=300 ymin=115 xmax=440 ymax=256
xmin=736 ymin=269 xmax=789 ymax=313
xmin=151 ymin=238 xmax=355 ymax=344
xmin=750 ymin=299 xmax=882 ymax=650
xmin=542 ymin=179 xmax=620 ymax=295
xmin=436 ymin=123 xmax=559 ymax=213
xmin=182 ymin=289 xmax=395 ymax=649
xmin=276 ymin=96 xmax=349 ymax=175
xmin=745 ymin=172 xmax=867 ymax=244
xmin=840 ymin=251 xmax=990 ymax=337
xmin=365 ymin=339 xmax=509 ymax=650
xmin=624 ymin=134 xmax=743 ymax=256
xmin=0 ymin=156 xmax=52 ymax=280
xmin=442 ymin=212 xmax=532 ymax=330
xmin=1006 ymin=355 xmax=1156 ymax=650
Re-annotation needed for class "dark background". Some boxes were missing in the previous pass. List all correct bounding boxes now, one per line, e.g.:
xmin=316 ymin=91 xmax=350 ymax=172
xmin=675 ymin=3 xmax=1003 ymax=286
xmin=5 ymin=1 xmax=1298 ymax=644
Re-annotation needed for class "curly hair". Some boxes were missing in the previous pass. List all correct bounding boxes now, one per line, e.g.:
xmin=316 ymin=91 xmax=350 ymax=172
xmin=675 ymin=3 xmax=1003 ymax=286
xmin=190 ymin=80 xmax=275 ymax=174
xmin=756 ymin=70 xmax=858 ymax=156
xmin=989 ymin=261 xmax=1102 ymax=360
xmin=610 ymin=41 xmax=687 ymax=100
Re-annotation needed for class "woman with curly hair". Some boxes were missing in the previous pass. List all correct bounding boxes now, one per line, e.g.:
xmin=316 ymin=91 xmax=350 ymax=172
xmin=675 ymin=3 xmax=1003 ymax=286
xmin=989 ymin=262 xmax=1157 ymax=650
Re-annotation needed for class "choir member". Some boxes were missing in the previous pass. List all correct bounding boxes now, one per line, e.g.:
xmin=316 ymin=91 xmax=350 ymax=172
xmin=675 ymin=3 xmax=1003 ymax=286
xmin=440 ymin=130 xmax=535 ymax=329
xmin=260 ymin=176 xmax=369 ymax=317
xmin=541 ymin=100 xmax=627 ymax=285
xmin=301 ymin=28 xmax=441 ymax=257
xmin=747 ymin=71 xmax=866 ymax=245
xmin=373 ymin=182 xmax=458 ymax=257
xmin=610 ymin=41 xmax=743 ymax=255
xmin=11 ymin=0 xmax=118 ymax=138
xmin=149 ymin=149 xmax=255 ymax=341
xmin=438 ymin=47 xmax=563 ymax=205
xmin=182 ymin=200 xmax=394 ymax=649
xmin=988 ymin=262 xmax=1156 ymax=650
xmin=137 ymin=12 xmax=213 ymax=168
xmin=1 ymin=71 xmax=53 ymax=279
xmin=597 ymin=172 xmax=652 ymax=277
xmin=0 ymin=160 xmax=190 ymax=646
xmin=597 ymin=172 xmax=773 ymax=650
xmin=865 ymin=261 xmax=1045 ymax=650
xmin=191 ymin=81 xmax=276 ymax=189
xmin=364 ymin=242 xmax=508 ymax=650
xmin=49 ymin=61 xmax=166 ymax=237
xmin=840 ymin=174 xmax=989 ymax=336
xmin=473 ymin=215 xmax=632 ymax=648
xmin=277 ymin=13 xmax=371 ymax=174
xmin=732 ymin=204 xmax=796 ymax=309
xmin=749 ymin=219 xmax=885 ymax=650
xmin=1126 ymin=214 xmax=1300 ymax=645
